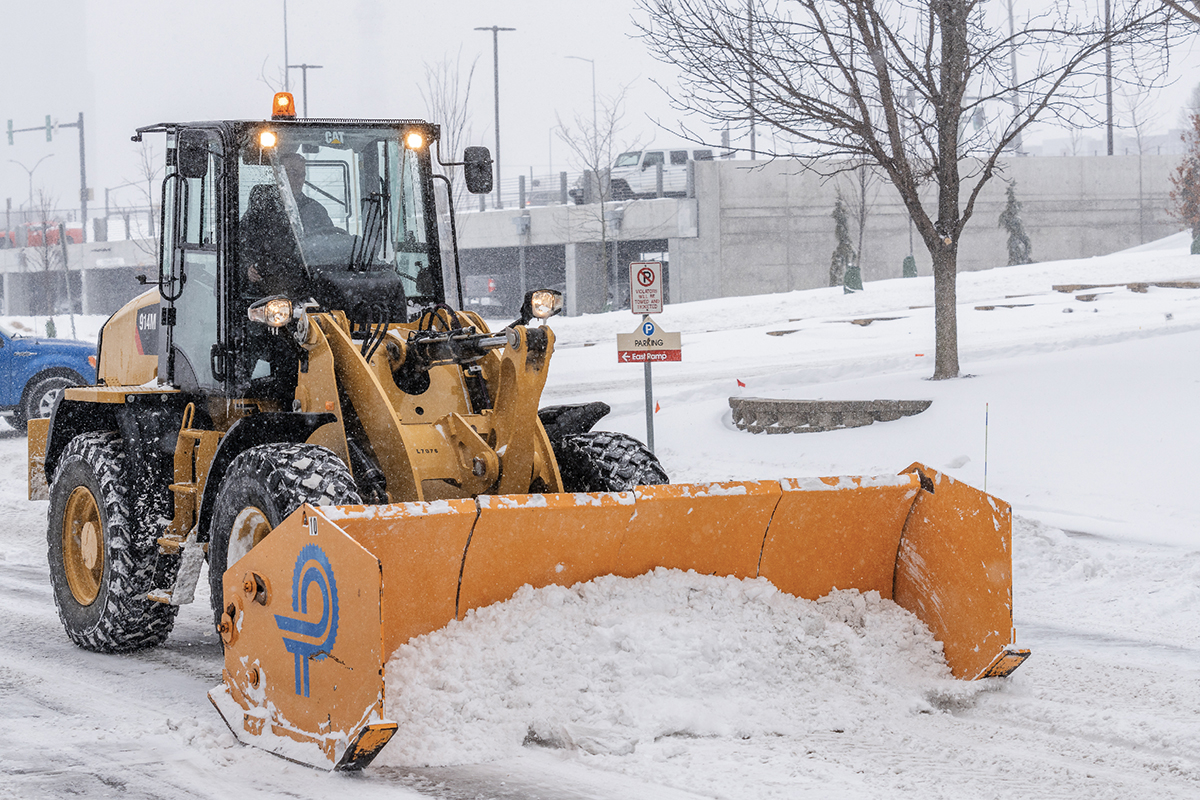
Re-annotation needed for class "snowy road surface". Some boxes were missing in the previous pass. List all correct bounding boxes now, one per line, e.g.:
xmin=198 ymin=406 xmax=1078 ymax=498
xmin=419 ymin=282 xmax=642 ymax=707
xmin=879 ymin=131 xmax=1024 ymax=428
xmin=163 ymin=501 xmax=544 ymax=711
xmin=1 ymin=236 xmax=1198 ymax=798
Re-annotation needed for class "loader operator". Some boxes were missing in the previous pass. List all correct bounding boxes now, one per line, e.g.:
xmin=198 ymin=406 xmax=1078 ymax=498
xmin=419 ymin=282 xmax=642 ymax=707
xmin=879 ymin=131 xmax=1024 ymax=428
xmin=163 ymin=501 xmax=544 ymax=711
xmin=239 ymin=152 xmax=338 ymax=297
xmin=235 ymin=153 xmax=343 ymax=401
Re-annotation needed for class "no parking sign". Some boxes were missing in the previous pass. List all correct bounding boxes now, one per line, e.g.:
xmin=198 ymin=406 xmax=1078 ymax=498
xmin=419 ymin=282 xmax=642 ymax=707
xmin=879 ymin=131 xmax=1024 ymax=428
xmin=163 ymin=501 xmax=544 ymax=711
xmin=630 ymin=261 xmax=663 ymax=315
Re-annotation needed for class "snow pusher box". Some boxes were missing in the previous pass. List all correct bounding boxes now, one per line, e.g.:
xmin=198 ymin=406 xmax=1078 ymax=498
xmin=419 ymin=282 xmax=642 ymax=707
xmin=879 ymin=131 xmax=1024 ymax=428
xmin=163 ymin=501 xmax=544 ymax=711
xmin=30 ymin=94 xmax=1028 ymax=772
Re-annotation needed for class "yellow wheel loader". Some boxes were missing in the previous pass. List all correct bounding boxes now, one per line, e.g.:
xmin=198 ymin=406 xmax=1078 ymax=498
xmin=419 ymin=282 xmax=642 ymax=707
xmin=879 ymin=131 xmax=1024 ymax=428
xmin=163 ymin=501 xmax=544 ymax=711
xmin=29 ymin=93 xmax=1028 ymax=772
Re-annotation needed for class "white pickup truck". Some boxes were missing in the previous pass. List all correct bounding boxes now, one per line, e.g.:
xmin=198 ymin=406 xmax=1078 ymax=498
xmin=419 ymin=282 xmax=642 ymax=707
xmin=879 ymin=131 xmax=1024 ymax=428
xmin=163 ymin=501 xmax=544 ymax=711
xmin=610 ymin=145 xmax=715 ymax=199
xmin=571 ymin=145 xmax=716 ymax=203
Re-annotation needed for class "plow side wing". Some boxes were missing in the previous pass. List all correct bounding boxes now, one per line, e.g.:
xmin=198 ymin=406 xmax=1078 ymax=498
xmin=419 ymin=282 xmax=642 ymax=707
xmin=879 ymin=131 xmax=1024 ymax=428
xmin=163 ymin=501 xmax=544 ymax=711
xmin=208 ymin=507 xmax=397 ymax=770
xmin=894 ymin=464 xmax=1028 ymax=680
xmin=215 ymin=469 xmax=1025 ymax=769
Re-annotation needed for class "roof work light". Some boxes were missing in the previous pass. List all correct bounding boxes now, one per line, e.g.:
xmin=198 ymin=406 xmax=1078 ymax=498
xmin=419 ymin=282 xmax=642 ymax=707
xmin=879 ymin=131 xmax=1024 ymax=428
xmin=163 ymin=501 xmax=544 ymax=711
xmin=404 ymin=130 xmax=425 ymax=150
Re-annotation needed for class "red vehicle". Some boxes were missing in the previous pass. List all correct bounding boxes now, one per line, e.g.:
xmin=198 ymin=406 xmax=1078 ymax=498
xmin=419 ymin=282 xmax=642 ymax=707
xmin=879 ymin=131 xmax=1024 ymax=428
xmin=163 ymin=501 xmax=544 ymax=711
xmin=23 ymin=224 xmax=83 ymax=247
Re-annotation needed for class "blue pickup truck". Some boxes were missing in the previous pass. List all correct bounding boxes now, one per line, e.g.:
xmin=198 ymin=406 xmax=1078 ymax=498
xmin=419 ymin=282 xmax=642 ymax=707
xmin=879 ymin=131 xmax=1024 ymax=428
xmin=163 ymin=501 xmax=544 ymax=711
xmin=0 ymin=323 xmax=96 ymax=432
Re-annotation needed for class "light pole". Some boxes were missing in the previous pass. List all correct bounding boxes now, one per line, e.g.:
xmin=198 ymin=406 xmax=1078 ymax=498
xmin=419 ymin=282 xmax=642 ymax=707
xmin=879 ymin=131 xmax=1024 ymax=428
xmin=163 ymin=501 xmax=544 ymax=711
xmin=747 ymin=1 xmax=756 ymax=159
xmin=104 ymin=182 xmax=137 ymax=219
xmin=287 ymin=63 xmax=324 ymax=117
xmin=283 ymin=0 xmax=290 ymax=92
xmin=565 ymin=56 xmax=597 ymax=163
xmin=105 ymin=181 xmax=142 ymax=239
xmin=475 ymin=25 xmax=516 ymax=209
xmin=1005 ymin=0 xmax=1021 ymax=154
xmin=10 ymin=154 xmax=55 ymax=239
xmin=1105 ymin=0 xmax=1113 ymax=156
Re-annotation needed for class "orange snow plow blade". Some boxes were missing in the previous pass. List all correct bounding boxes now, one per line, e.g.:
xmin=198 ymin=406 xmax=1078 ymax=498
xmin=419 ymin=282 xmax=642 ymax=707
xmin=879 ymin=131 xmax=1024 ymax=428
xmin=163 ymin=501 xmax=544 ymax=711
xmin=209 ymin=464 xmax=1028 ymax=770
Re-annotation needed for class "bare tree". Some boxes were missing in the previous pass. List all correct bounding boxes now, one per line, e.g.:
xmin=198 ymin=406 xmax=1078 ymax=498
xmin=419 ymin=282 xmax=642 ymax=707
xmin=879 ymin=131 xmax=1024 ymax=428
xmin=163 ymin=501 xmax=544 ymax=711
xmin=258 ymin=55 xmax=287 ymax=94
xmin=120 ymin=141 xmax=164 ymax=260
xmin=420 ymin=49 xmax=480 ymax=212
xmin=1067 ymin=125 xmax=1085 ymax=156
xmin=24 ymin=189 xmax=64 ymax=316
xmin=1163 ymin=0 xmax=1200 ymax=23
xmin=637 ymin=0 xmax=1179 ymax=378
xmin=1118 ymin=75 xmax=1157 ymax=242
xmin=839 ymin=160 xmax=882 ymax=270
xmin=556 ymin=84 xmax=640 ymax=310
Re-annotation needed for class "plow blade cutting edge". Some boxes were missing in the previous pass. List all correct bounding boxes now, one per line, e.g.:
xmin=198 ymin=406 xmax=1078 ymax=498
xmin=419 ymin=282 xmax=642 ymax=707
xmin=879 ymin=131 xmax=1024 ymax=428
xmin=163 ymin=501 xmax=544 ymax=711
xmin=208 ymin=463 xmax=1030 ymax=769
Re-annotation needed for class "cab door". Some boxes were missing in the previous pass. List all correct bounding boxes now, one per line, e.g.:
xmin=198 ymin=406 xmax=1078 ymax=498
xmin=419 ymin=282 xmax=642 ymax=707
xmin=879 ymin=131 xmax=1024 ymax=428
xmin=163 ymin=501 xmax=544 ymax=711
xmin=160 ymin=129 xmax=224 ymax=394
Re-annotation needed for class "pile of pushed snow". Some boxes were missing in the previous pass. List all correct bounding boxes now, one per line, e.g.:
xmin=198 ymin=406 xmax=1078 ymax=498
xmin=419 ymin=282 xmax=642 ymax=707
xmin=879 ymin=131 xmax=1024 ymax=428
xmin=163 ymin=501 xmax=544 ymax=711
xmin=376 ymin=569 xmax=972 ymax=767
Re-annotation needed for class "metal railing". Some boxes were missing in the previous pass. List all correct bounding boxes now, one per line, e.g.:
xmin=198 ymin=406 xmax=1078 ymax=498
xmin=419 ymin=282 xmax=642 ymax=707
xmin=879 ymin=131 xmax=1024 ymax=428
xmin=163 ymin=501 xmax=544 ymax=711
xmin=465 ymin=164 xmax=698 ymax=212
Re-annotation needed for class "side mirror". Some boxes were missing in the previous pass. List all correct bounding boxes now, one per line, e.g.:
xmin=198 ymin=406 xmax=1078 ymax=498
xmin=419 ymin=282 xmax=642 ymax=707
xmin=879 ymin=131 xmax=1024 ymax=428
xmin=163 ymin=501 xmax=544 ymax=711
xmin=177 ymin=130 xmax=209 ymax=179
xmin=463 ymin=146 xmax=493 ymax=194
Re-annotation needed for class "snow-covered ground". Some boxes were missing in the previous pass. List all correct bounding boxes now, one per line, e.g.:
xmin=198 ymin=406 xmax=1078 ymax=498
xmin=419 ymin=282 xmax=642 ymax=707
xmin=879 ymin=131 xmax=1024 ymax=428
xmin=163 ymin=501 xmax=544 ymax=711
xmin=1 ymin=235 xmax=1198 ymax=798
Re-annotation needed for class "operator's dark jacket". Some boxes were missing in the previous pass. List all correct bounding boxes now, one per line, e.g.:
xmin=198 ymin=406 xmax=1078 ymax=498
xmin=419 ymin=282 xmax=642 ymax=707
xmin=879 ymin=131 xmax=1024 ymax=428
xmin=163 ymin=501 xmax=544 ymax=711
xmin=239 ymin=186 xmax=336 ymax=297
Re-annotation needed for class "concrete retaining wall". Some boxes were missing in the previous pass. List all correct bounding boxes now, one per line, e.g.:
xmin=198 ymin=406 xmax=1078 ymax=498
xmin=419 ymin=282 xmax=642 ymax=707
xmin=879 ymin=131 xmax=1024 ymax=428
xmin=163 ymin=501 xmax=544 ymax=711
xmin=458 ymin=153 xmax=1183 ymax=314
xmin=669 ymin=154 xmax=1180 ymax=304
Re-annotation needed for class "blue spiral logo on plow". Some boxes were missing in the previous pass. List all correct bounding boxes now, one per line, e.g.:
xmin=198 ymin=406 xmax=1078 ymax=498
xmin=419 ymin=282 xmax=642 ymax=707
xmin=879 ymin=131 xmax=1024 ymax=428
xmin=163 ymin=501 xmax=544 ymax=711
xmin=274 ymin=543 xmax=339 ymax=697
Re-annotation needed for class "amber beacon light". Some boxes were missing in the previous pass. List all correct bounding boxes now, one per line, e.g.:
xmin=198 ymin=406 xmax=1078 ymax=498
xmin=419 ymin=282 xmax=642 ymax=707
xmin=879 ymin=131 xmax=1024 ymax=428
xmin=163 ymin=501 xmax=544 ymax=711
xmin=272 ymin=92 xmax=297 ymax=120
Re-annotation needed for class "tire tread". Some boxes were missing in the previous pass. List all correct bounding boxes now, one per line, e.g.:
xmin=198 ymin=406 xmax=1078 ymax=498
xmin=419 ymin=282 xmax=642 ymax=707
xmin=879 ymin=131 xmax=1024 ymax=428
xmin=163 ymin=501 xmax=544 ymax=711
xmin=554 ymin=431 xmax=669 ymax=493
xmin=48 ymin=431 xmax=178 ymax=653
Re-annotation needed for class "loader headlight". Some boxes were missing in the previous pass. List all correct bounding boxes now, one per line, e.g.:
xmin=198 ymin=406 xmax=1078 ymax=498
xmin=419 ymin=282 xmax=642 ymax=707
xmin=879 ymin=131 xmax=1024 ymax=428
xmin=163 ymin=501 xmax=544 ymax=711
xmin=258 ymin=130 xmax=278 ymax=149
xmin=513 ymin=289 xmax=565 ymax=327
xmin=404 ymin=130 xmax=425 ymax=150
xmin=247 ymin=296 xmax=293 ymax=327
xmin=529 ymin=290 xmax=564 ymax=319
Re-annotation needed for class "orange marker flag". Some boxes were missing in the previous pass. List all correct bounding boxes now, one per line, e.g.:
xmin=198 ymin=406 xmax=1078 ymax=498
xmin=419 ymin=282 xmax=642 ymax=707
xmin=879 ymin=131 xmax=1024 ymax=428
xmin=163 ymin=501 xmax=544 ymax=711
xmin=736 ymin=379 xmax=746 ymax=387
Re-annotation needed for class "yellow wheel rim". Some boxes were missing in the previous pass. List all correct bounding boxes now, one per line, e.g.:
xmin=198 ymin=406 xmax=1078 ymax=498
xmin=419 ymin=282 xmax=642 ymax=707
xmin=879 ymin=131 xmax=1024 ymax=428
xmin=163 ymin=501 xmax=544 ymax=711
xmin=228 ymin=506 xmax=272 ymax=567
xmin=63 ymin=486 xmax=103 ymax=606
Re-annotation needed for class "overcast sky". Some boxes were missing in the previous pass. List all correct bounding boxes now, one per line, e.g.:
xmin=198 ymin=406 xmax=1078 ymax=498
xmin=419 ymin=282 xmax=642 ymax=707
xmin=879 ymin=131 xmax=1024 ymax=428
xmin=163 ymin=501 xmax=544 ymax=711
xmin=0 ymin=0 xmax=684 ymax=219
xmin=2 ymin=1 xmax=1198 ymax=225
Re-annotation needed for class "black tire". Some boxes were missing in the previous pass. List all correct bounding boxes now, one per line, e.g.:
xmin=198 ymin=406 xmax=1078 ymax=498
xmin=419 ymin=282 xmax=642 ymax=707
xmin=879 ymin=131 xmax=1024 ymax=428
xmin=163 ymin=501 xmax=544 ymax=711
xmin=208 ymin=443 xmax=361 ymax=628
xmin=19 ymin=373 xmax=81 ymax=431
xmin=47 ymin=432 xmax=178 ymax=652
xmin=553 ymin=431 xmax=669 ymax=493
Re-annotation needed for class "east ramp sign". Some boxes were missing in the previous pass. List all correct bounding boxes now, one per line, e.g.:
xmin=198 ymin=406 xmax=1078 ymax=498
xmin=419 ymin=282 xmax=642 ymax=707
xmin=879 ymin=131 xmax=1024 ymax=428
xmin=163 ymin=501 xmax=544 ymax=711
xmin=617 ymin=317 xmax=681 ymax=363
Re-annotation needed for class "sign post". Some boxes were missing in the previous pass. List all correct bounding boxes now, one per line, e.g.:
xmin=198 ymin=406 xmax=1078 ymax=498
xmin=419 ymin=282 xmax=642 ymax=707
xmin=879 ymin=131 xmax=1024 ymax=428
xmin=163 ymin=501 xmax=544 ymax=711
xmin=644 ymin=341 xmax=654 ymax=453
xmin=618 ymin=262 xmax=680 ymax=452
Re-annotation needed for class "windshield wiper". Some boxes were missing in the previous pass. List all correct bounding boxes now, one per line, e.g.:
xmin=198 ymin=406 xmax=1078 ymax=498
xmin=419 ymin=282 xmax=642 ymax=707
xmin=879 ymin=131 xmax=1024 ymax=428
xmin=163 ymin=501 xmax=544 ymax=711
xmin=348 ymin=192 xmax=387 ymax=271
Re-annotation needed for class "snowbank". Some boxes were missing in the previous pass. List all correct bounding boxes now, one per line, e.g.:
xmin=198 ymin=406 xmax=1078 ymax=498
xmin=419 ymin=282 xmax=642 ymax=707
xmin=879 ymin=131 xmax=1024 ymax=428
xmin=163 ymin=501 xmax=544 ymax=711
xmin=378 ymin=570 xmax=977 ymax=767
